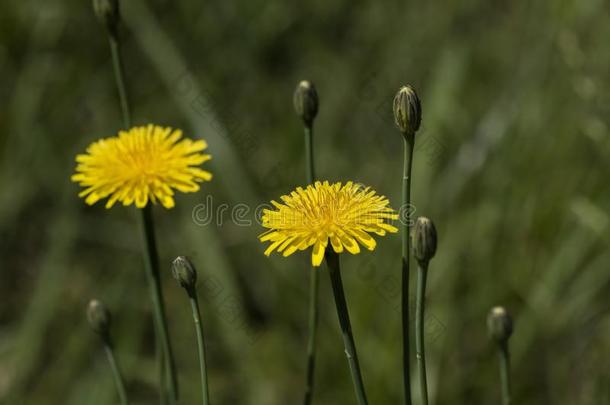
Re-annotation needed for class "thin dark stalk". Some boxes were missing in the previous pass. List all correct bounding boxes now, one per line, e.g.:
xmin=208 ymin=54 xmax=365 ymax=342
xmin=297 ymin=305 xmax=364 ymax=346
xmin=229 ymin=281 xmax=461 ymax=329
xmin=140 ymin=205 xmax=179 ymax=403
xmin=325 ymin=249 xmax=368 ymax=405
xmin=107 ymin=27 xmax=178 ymax=403
xmin=401 ymin=132 xmax=415 ymax=405
xmin=498 ymin=341 xmax=512 ymax=405
xmin=156 ymin=335 xmax=168 ymax=405
xmin=188 ymin=292 xmax=210 ymax=405
xmin=304 ymin=126 xmax=316 ymax=184
xmin=103 ymin=341 xmax=129 ymax=405
xmin=415 ymin=262 xmax=429 ymax=405
xmin=303 ymin=266 xmax=319 ymax=405
xmin=303 ymin=124 xmax=319 ymax=405
xmin=109 ymin=36 xmax=131 ymax=129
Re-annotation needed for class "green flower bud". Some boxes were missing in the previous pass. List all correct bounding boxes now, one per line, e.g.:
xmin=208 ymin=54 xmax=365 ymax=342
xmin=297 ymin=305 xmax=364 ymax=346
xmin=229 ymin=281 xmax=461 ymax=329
xmin=412 ymin=216 xmax=437 ymax=264
xmin=171 ymin=256 xmax=198 ymax=291
xmin=487 ymin=306 xmax=513 ymax=343
xmin=393 ymin=85 xmax=421 ymax=134
xmin=87 ymin=299 xmax=111 ymax=336
xmin=93 ymin=0 xmax=120 ymax=36
xmin=293 ymin=80 xmax=319 ymax=127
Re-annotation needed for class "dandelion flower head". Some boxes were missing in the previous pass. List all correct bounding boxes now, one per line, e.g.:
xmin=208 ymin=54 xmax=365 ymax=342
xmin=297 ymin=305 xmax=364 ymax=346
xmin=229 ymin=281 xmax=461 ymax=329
xmin=259 ymin=181 xmax=398 ymax=266
xmin=71 ymin=124 xmax=212 ymax=209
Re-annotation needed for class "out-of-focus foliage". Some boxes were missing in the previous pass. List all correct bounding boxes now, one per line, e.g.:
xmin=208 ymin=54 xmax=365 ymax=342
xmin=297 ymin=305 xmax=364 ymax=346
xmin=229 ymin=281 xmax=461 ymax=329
xmin=1 ymin=0 xmax=609 ymax=404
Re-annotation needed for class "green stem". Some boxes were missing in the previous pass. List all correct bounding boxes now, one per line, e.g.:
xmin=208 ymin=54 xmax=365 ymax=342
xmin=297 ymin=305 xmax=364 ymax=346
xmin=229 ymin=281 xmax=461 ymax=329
xmin=303 ymin=266 xmax=319 ymax=405
xmin=109 ymin=36 xmax=132 ymax=129
xmin=103 ymin=341 xmax=129 ymax=405
xmin=139 ymin=205 xmax=179 ymax=403
xmin=401 ymin=132 xmax=415 ymax=405
xmin=303 ymin=124 xmax=319 ymax=405
xmin=498 ymin=341 xmax=512 ymax=405
xmin=156 ymin=335 xmax=168 ymax=405
xmin=325 ymin=249 xmax=368 ymax=405
xmin=106 ymin=22 xmax=174 ymax=405
xmin=188 ymin=292 xmax=210 ymax=405
xmin=415 ymin=261 xmax=429 ymax=405
xmin=304 ymin=125 xmax=316 ymax=184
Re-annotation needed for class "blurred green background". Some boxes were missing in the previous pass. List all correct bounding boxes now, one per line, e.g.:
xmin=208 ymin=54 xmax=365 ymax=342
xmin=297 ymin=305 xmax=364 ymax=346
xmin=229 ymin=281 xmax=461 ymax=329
xmin=1 ymin=0 xmax=609 ymax=404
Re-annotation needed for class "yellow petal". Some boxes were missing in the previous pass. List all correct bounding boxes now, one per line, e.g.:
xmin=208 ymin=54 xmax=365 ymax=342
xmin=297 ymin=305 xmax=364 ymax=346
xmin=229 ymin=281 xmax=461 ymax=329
xmin=348 ymin=228 xmax=377 ymax=251
xmin=330 ymin=234 xmax=344 ymax=253
xmin=264 ymin=239 xmax=284 ymax=256
xmin=311 ymin=241 xmax=325 ymax=266
xmin=337 ymin=231 xmax=360 ymax=254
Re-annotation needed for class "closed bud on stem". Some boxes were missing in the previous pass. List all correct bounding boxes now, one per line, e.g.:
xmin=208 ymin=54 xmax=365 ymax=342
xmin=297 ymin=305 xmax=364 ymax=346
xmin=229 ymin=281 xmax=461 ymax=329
xmin=293 ymin=80 xmax=319 ymax=127
xmin=87 ymin=299 xmax=111 ymax=337
xmin=487 ymin=306 xmax=513 ymax=344
xmin=393 ymin=85 xmax=421 ymax=135
xmin=412 ymin=216 xmax=437 ymax=264
xmin=93 ymin=0 xmax=120 ymax=36
xmin=172 ymin=256 xmax=198 ymax=291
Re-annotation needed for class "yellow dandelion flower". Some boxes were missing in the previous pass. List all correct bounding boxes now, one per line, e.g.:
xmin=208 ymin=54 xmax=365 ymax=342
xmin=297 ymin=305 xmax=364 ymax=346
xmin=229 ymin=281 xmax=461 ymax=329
xmin=259 ymin=181 xmax=398 ymax=266
xmin=71 ymin=124 xmax=212 ymax=209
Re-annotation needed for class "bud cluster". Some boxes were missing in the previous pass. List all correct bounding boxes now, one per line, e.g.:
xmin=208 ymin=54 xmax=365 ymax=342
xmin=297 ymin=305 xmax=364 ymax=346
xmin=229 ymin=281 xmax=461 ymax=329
xmin=87 ymin=299 xmax=111 ymax=337
xmin=487 ymin=306 xmax=514 ymax=344
xmin=172 ymin=256 xmax=198 ymax=291
xmin=412 ymin=216 xmax=437 ymax=264
xmin=93 ymin=0 xmax=120 ymax=36
xmin=393 ymin=85 xmax=422 ymax=135
xmin=293 ymin=80 xmax=319 ymax=127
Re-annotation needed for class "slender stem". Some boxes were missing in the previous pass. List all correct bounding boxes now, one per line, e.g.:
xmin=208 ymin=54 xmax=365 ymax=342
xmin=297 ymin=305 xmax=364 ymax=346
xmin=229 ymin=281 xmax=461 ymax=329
xmin=325 ymin=249 xmax=368 ymax=405
xmin=156 ymin=334 xmax=168 ymax=405
xmin=303 ymin=123 xmax=319 ymax=405
xmin=106 ymin=22 xmax=175 ymax=404
xmin=498 ymin=341 xmax=512 ymax=405
xmin=103 ymin=341 xmax=130 ymax=405
xmin=304 ymin=125 xmax=316 ymax=184
xmin=189 ymin=292 xmax=210 ymax=405
xmin=401 ymin=132 xmax=415 ymax=405
xmin=303 ymin=266 xmax=319 ymax=405
xmin=139 ymin=205 xmax=179 ymax=403
xmin=109 ymin=36 xmax=132 ymax=129
xmin=415 ymin=261 xmax=429 ymax=405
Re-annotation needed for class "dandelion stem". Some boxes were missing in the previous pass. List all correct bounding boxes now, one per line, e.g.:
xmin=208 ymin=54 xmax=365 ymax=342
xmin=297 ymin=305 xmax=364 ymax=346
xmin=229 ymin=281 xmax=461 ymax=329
xmin=188 ymin=291 xmax=211 ymax=405
xmin=303 ymin=124 xmax=319 ymax=405
xmin=304 ymin=126 xmax=316 ymax=184
xmin=304 ymin=261 xmax=319 ymax=405
xmin=497 ymin=341 xmax=512 ymax=405
xmin=325 ymin=249 xmax=368 ymax=405
xmin=109 ymin=36 xmax=131 ymax=129
xmin=401 ymin=132 xmax=415 ymax=405
xmin=139 ymin=205 xmax=179 ymax=403
xmin=156 ymin=336 xmax=168 ymax=405
xmin=106 ymin=22 xmax=178 ymax=404
xmin=415 ymin=261 xmax=429 ymax=405
xmin=103 ymin=340 xmax=130 ymax=405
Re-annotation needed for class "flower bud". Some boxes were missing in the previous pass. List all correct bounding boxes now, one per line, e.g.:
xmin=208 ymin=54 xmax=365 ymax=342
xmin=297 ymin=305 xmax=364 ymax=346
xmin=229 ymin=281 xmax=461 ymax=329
xmin=293 ymin=80 xmax=319 ymax=127
xmin=87 ymin=299 xmax=111 ymax=336
xmin=93 ymin=0 xmax=120 ymax=36
xmin=393 ymin=85 xmax=421 ymax=134
xmin=487 ymin=306 xmax=513 ymax=343
xmin=171 ymin=256 xmax=198 ymax=291
xmin=412 ymin=216 xmax=437 ymax=264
